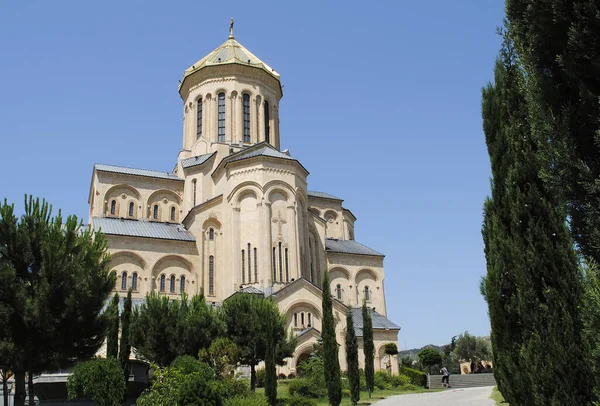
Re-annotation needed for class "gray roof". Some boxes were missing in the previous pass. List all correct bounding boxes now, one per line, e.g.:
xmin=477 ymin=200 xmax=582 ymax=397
xmin=228 ymin=145 xmax=296 ymax=163
xmin=307 ymin=190 xmax=343 ymax=201
xmin=325 ymin=238 xmax=384 ymax=257
xmin=93 ymin=217 xmax=195 ymax=241
xmin=181 ymin=153 xmax=215 ymax=169
xmin=95 ymin=164 xmax=182 ymax=181
xmin=351 ymin=307 xmax=401 ymax=337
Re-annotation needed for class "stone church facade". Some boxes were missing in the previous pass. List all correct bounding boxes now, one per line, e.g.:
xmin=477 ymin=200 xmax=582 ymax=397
xmin=87 ymin=29 xmax=400 ymax=375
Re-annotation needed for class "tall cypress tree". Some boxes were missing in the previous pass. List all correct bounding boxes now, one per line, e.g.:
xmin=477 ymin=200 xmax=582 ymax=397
xmin=482 ymin=32 xmax=593 ymax=405
xmin=321 ymin=272 xmax=341 ymax=406
xmin=362 ymin=300 xmax=374 ymax=397
xmin=118 ymin=289 xmax=132 ymax=385
xmin=106 ymin=293 xmax=120 ymax=359
xmin=345 ymin=308 xmax=360 ymax=405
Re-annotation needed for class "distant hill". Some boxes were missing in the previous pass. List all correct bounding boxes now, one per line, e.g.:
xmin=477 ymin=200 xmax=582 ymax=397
xmin=399 ymin=344 xmax=445 ymax=359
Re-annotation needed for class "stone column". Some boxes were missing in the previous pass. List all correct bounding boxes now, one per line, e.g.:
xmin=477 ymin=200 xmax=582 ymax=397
xmin=263 ymin=202 xmax=273 ymax=285
xmin=236 ymin=93 xmax=243 ymax=144
xmin=257 ymin=96 xmax=264 ymax=143
xmin=287 ymin=204 xmax=300 ymax=281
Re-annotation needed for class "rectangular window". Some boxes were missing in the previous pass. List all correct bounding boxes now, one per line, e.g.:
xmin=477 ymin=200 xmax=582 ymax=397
xmin=272 ymin=247 xmax=277 ymax=282
xmin=254 ymin=247 xmax=258 ymax=283
xmin=264 ymin=101 xmax=270 ymax=143
xmin=285 ymin=248 xmax=289 ymax=283
xmin=248 ymin=243 xmax=252 ymax=283
xmin=308 ymin=313 xmax=311 ymax=327
xmin=294 ymin=313 xmax=298 ymax=327
xmin=278 ymin=242 xmax=283 ymax=282
xmin=209 ymin=256 xmax=214 ymax=295
xmin=218 ymin=93 xmax=226 ymax=142
xmin=197 ymin=99 xmax=203 ymax=139
xmin=243 ymin=94 xmax=251 ymax=143
xmin=241 ymin=250 xmax=245 ymax=284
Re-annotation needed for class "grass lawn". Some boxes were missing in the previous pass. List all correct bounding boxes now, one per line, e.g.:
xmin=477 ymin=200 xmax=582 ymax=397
xmin=263 ymin=381 xmax=438 ymax=405
xmin=490 ymin=387 xmax=508 ymax=405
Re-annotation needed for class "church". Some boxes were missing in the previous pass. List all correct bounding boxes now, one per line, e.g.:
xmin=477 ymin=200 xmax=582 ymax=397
xmin=87 ymin=24 xmax=400 ymax=375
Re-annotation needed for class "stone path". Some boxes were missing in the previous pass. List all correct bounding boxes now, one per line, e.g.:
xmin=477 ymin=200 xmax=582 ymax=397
xmin=373 ymin=386 xmax=496 ymax=406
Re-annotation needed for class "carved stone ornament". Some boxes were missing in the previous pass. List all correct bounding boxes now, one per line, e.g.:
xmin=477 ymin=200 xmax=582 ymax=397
xmin=121 ymin=194 xmax=127 ymax=199
xmin=163 ymin=198 xmax=168 ymax=204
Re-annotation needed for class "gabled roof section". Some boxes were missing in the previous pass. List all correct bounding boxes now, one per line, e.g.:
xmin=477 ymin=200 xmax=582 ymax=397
xmin=95 ymin=164 xmax=182 ymax=181
xmin=181 ymin=152 xmax=215 ymax=170
xmin=92 ymin=217 xmax=195 ymax=242
xmin=212 ymin=142 xmax=309 ymax=177
xmin=181 ymin=37 xmax=280 ymax=85
xmin=224 ymin=286 xmax=266 ymax=301
xmin=308 ymin=191 xmax=343 ymax=201
xmin=325 ymin=238 xmax=384 ymax=257
xmin=351 ymin=307 xmax=400 ymax=337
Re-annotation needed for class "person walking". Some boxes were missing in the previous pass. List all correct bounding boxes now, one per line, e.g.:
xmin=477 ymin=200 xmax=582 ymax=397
xmin=440 ymin=366 xmax=451 ymax=388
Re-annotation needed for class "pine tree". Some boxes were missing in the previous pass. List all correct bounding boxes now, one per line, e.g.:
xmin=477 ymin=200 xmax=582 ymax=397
xmin=321 ymin=272 xmax=341 ymax=406
xmin=482 ymin=32 xmax=593 ymax=404
xmin=106 ymin=294 xmax=120 ymax=359
xmin=362 ymin=300 xmax=374 ymax=397
xmin=345 ymin=308 xmax=360 ymax=405
xmin=118 ymin=289 xmax=132 ymax=385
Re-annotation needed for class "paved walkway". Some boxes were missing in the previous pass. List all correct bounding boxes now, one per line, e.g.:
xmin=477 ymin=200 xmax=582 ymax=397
xmin=373 ymin=386 xmax=496 ymax=406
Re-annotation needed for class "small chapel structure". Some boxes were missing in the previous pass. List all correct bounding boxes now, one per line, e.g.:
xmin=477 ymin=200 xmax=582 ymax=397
xmin=87 ymin=24 xmax=400 ymax=375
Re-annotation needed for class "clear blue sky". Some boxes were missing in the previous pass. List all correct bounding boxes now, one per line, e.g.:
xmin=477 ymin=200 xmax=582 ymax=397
xmin=0 ymin=1 xmax=504 ymax=349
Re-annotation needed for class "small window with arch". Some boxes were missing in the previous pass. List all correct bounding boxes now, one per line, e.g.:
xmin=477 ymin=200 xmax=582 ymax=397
xmin=336 ymin=284 xmax=342 ymax=300
xmin=364 ymin=286 xmax=371 ymax=302
xmin=180 ymin=275 xmax=186 ymax=293
xmin=209 ymin=228 xmax=214 ymax=241
xmin=170 ymin=206 xmax=176 ymax=221
xmin=132 ymin=272 xmax=138 ymax=291
xmin=128 ymin=202 xmax=135 ymax=217
xmin=170 ymin=275 xmax=176 ymax=293
xmin=121 ymin=271 xmax=127 ymax=290
xmin=110 ymin=200 xmax=117 ymax=216
xmin=153 ymin=204 xmax=159 ymax=220
xmin=159 ymin=274 xmax=165 ymax=292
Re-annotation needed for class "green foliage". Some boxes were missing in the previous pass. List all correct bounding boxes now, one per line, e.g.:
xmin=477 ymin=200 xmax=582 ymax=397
xmin=450 ymin=332 xmax=491 ymax=363
xmin=399 ymin=367 xmax=427 ymax=388
xmin=581 ymin=260 xmax=600 ymax=398
xmin=321 ymin=271 xmax=341 ymax=406
xmin=130 ymin=293 xmax=223 ymax=367
xmin=417 ymin=348 xmax=442 ymax=373
xmin=106 ymin=294 xmax=120 ymax=359
xmin=384 ymin=343 xmax=398 ymax=356
xmin=67 ymin=357 xmax=126 ymax=406
xmin=222 ymin=378 xmax=251 ymax=399
xmin=482 ymin=27 xmax=593 ymax=405
xmin=224 ymin=394 xmax=269 ymax=406
xmin=137 ymin=359 xmax=224 ymax=406
xmin=119 ymin=289 xmax=132 ymax=383
xmin=0 ymin=196 xmax=115 ymax=405
xmin=345 ymin=308 xmax=360 ymax=405
xmin=256 ymin=369 xmax=266 ymax=388
xmin=374 ymin=371 xmax=391 ymax=390
xmin=199 ymin=337 xmax=239 ymax=378
xmin=361 ymin=302 xmax=375 ymax=396
xmin=399 ymin=356 xmax=414 ymax=368
xmin=390 ymin=375 xmax=410 ymax=388
xmin=287 ymin=378 xmax=326 ymax=398
xmin=285 ymin=396 xmax=318 ymax=406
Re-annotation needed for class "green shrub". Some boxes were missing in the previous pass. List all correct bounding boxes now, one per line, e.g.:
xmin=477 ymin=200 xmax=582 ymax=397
xmin=342 ymin=389 xmax=351 ymax=398
xmin=400 ymin=367 xmax=427 ymax=387
xmin=374 ymin=371 xmax=391 ymax=390
xmin=256 ymin=369 xmax=266 ymax=388
xmin=222 ymin=377 xmax=250 ymax=399
xmin=390 ymin=375 xmax=410 ymax=388
xmin=224 ymin=393 xmax=269 ymax=406
xmin=67 ymin=357 xmax=125 ymax=406
xmin=288 ymin=378 xmax=326 ymax=398
xmin=285 ymin=396 xmax=317 ymax=406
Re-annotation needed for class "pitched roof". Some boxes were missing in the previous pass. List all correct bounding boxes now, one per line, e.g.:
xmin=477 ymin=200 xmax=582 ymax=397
xmin=95 ymin=164 xmax=182 ymax=181
xmin=307 ymin=190 xmax=343 ymax=201
xmin=325 ymin=238 xmax=384 ymax=257
xmin=228 ymin=145 xmax=296 ymax=163
xmin=351 ymin=307 xmax=401 ymax=337
xmin=92 ymin=217 xmax=195 ymax=242
xmin=181 ymin=152 xmax=215 ymax=169
xmin=182 ymin=37 xmax=280 ymax=83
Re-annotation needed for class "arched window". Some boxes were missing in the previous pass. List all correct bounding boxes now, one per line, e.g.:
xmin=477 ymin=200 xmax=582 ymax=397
xmin=336 ymin=284 xmax=342 ymax=300
xmin=264 ymin=101 xmax=270 ymax=142
xmin=110 ymin=200 xmax=116 ymax=215
xmin=209 ymin=255 xmax=215 ymax=295
xmin=128 ymin=202 xmax=134 ymax=217
xmin=294 ymin=313 xmax=298 ymax=327
xmin=121 ymin=271 xmax=127 ymax=290
xmin=254 ymin=247 xmax=258 ymax=283
xmin=278 ymin=242 xmax=283 ymax=282
xmin=364 ymin=286 xmax=371 ymax=302
xmin=247 ymin=243 xmax=252 ymax=283
xmin=307 ymin=313 xmax=312 ymax=328
xmin=180 ymin=275 xmax=185 ymax=293
xmin=243 ymin=94 xmax=251 ymax=143
xmin=192 ymin=179 xmax=197 ymax=207
xmin=197 ymin=98 xmax=203 ymax=139
xmin=241 ymin=250 xmax=245 ymax=284
xmin=285 ymin=248 xmax=289 ymax=282
xmin=153 ymin=205 xmax=159 ymax=220
xmin=301 ymin=312 xmax=305 ymax=327
xmin=217 ymin=92 xmax=225 ymax=142
xmin=170 ymin=207 xmax=176 ymax=221
xmin=272 ymin=247 xmax=277 ymax=282
xmin=132 ymin=272 xmax=138 ymax=291
xmin=209 ymin=228 xmax=214 ymax=241
xmin=170 ymin=275 xmax=175 ymax=293
xmin=159 ymin=274 xmax=165 ymax=292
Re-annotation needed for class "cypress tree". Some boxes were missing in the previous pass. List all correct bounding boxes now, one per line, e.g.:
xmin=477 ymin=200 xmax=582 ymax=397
xmin=264 ymin=313 xmax=277 ymax=406
xmin=321 ymin=272 xmax=341 ymax=406
xmin=362 ymin=300 xmax=374 ymax=397
xmin=345 ymin=308 xmax=360 ymax=405
xmin=482 ymin=32 xmax=593 ymax=405
xmin=106 ymin=293 xmax=120 ymax=359
xmin=118 ymin=289 xmax=132 ymax=385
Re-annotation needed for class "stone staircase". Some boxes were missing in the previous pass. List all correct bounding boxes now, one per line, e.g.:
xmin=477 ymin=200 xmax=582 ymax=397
xmin=428 ymin=373 xmax=496 ymax=389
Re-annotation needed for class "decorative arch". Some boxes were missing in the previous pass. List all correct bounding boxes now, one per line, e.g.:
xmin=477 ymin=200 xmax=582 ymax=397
xmin=104 ymin=184 xmax=142 ymax=201
xmin=109 ymin=251 xmax=148 ymax=270
xmin=293 ymin=342 xmax=317 ymax=370
xmin=354 ymin=268 xmax=378 ymax=283
xmin=227 ymin=181 xmax=263 ymax=204
xmin=308 ymin=207 xmax=321 ymax=217
xmin=202 ymin=217 xmax=223 ymax=232
xmin=151 ymin=255 xmax=193 ymax=278
xmin=147 ymin=189 xmax=182 ymax=205
xmin=324 ymin=210 xmax=338 ymax=223
xmin=284 ymin=299 xmax=323 ymax=320
xmin=264 ymin=180 xmax=296 ymax=203
xmin=328 ymin=266 xmax=351 ymax=280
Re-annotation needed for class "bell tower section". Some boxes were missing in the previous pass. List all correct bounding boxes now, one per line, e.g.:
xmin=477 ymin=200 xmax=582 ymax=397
xmin=178 ymin=26 xmax=283 ymax=158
